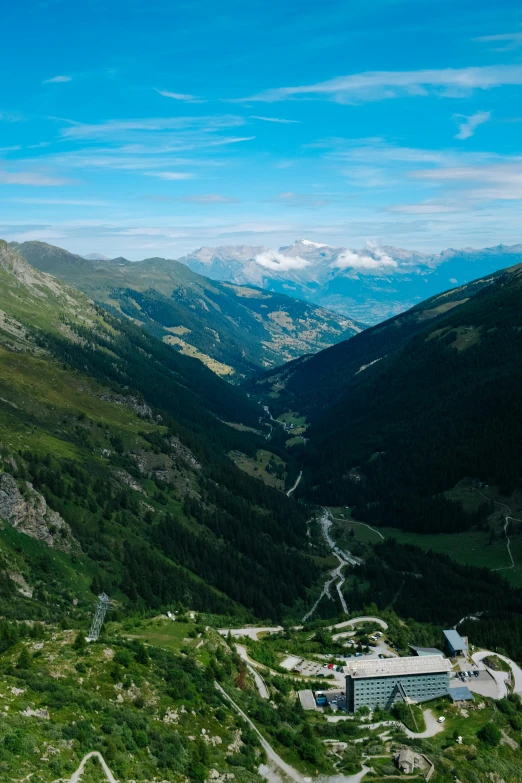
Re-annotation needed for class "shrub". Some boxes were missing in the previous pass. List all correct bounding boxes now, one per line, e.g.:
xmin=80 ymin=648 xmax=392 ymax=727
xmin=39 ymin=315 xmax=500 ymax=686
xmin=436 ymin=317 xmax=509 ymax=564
xmin=477 ymin=723 xmax=501 ymax=747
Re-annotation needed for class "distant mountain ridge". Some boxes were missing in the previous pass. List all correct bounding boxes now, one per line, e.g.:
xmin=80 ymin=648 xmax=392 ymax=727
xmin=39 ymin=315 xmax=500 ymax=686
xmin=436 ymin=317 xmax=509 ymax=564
xmin=177 ymin=239 xmax=522 ymax=324
xmin=11 ymin=240 xmax=362 ymax=379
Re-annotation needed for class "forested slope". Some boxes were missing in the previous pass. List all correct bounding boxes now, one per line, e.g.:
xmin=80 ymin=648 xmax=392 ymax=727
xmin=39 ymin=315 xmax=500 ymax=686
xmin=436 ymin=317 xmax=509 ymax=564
xmin=0 ymin=241 xmax=317 ymax=623
xmin=252 ymin=263 xmax=522 ymax=533
xmin=12 ymin=240 xmax=361 ymax=378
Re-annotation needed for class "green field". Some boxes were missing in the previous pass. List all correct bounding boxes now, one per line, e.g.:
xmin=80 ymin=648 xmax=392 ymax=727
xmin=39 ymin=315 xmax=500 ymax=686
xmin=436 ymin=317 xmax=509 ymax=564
xmin=118 ymin=617 xmax=201 ymax=653
xmin=330 ymin=505 xmax=522 ymax=587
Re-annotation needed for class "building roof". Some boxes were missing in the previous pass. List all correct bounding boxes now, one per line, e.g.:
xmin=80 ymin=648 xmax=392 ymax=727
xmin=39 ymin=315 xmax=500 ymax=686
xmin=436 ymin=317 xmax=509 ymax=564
xmin=298 ymin=690 xmax=317 ymax=710
xmin=397 ymin=747 xmax=416 ymax=766
xmin=448 ymin=686 xmax=475 ymax=702
xmin=443 ymin=630 xmax=467 ymax=650
xmin=410 ymin=646 xmax=444 ymax=656
xmin=345 ymin=655 xmax=451 ymax=679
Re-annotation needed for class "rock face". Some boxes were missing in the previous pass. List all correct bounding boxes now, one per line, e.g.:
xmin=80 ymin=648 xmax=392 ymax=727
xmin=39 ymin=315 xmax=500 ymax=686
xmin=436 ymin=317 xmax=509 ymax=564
xmin=0 ymin=472 xmax=79 ymax=553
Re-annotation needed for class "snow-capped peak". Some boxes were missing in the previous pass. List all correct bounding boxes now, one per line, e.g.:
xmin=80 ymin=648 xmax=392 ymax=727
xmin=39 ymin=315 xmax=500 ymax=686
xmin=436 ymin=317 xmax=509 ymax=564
xmin=294 ymin=239 xmax=332 ymax=248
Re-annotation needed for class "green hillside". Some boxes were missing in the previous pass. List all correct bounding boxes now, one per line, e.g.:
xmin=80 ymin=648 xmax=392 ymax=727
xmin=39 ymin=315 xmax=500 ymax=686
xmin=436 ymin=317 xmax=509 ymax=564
xmin=0 ymin=241 xmax=318 ymax=624
xmin=12 ymin=241 xmax=362 ymax=379
xmin=250 ymin=262 xmax=522 ymax=535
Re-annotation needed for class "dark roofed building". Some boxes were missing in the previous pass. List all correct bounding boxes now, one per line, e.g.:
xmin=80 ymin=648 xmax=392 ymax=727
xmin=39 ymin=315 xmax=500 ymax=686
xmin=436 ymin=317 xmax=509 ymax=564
xmin=448 ymin=686 xmax=474 ymax=703
xmin=443 ymin=630 xmax=467 ymax=657
xmin=410 ymin=646 xmax=444 ymax=657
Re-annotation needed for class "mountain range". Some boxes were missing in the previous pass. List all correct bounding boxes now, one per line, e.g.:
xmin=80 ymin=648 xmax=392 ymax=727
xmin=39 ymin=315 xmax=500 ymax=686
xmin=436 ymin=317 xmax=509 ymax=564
xmin=11 ymin=241 xmax=362 ymax=379
xmin=177 ymin=239 xmax=522 ymax=324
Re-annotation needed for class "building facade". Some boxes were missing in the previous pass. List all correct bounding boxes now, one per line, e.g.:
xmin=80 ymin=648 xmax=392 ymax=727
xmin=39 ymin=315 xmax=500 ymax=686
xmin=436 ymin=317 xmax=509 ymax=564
xmin=345 ymin=656 xmax=451 ymax=712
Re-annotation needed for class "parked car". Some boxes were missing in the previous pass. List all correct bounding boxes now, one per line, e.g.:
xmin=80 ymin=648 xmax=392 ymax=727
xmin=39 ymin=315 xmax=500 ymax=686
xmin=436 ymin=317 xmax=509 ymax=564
xmin=437 ymin=717 xmax=446 ymax=724
xmin=328 ymin=663 xmax=334 ymax=669
xmin=473 ymin=670 xmax=480 ymax=677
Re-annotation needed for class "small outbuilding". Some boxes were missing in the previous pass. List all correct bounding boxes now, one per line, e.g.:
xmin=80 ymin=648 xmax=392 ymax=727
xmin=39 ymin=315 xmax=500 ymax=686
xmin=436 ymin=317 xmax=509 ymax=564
xmin=448 ymin=686 xmax=475 ymax=703
xmin=395 ymin=747 xmax=416 ymax=774
xmin=298 ymin=690 xmax=317 ymax=711
xmin=443 ymin=630 xmax=467 ymax=657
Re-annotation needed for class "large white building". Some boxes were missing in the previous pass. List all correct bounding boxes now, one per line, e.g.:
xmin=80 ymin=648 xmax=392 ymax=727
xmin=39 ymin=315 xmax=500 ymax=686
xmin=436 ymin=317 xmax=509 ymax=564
xmin=345 ymin=655 xmax=451 ymax=712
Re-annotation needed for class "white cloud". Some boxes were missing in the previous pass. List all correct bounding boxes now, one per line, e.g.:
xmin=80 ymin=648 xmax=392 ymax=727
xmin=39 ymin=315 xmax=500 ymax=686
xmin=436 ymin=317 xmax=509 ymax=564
xmin=0 ymin=171 xmax=71 ymax=186
xmin=331 ymin=243 xmax=398 ymax=271
xmin=154 ymin=88 xmax=204 ymax=103
xmin=145 ymin=171 xmax=195 ymax=180
xmin=254 ymin=250 xmax=310 ymax=271
xmin=43 ymin=75 xmax=72 ymax=84
xmin=454 ymin=111 xmax=491 ymax=140
xmin=250 ymin=116 xmax=299 ymax=124
xmin=60 ymin=115 xmax=245 ymax=140
xmin=475 ymin=32 xmax=522 ymax=51
xmin=411 ymin=162 xmax=522 ymax=199
xmin=245 ymin=65 xmax=522 ymax=103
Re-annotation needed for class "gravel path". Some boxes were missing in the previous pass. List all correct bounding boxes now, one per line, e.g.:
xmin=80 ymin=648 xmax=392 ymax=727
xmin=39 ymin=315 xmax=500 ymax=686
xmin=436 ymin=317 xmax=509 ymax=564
xmin=67 ymin=751 xmax=117 ymax=783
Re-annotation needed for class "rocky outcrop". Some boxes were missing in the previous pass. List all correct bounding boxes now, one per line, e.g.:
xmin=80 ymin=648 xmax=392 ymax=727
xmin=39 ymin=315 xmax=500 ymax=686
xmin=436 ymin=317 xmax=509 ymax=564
xmin=0 ymin=472 xmax=79 ymax=553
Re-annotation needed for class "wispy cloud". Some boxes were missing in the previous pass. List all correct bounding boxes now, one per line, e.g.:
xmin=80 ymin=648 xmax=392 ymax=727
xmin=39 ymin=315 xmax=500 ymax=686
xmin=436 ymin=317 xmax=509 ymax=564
xmin=269 ymin=191 xmax=333 ymax=208
xmin=250 ymin=116 xmax=299 ymax=124
xmin=181 ymin=193 xmax=238 ymax=203
xmin=9 ymin=197 xmax=109 ymax=206
xmin=145 ymin=171 xmax=195 ymax=180
xmin=475 ymin=32 xmax=522 ymax=52
xmin=244 ymin=65 xmax=522 ymax=103
xmin=0 ymin=171 xmax=72 ymax=186
xmin=454 ymin=110 xmax=491 ymax=140
xmin=59 ymin=115 xmax=245 ymax=140
xmin=43 ymin=75 xmax=72 ymax=84
xmin=388 ymin=203 xmax=460 ymax=214
xmin=412 ymin=162 xmax=522 ymax=200
xmin=154 ymin=88 xmax=205 ymax=103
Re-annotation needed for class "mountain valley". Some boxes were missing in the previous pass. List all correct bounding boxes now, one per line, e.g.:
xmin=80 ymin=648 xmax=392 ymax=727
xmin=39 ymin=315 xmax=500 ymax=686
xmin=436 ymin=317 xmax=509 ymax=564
xmin=11 ymin=241 xmax=362 ymax=380
xmin=2 ymin=241 xmax=522 ymax=783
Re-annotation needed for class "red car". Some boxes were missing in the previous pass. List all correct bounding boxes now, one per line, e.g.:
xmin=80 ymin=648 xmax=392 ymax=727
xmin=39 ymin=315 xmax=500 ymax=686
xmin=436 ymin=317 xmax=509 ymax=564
xmin=327 ymin=663 xmax=334 ymax=669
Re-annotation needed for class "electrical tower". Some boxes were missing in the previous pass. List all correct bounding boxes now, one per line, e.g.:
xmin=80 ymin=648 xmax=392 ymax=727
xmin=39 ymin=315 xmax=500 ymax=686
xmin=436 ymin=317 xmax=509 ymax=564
xmin=86 ymin=593 xmax=110 ymax=642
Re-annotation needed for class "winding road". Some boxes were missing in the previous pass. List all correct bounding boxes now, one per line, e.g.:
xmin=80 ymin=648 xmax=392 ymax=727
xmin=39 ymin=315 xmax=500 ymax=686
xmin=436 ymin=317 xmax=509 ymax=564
xmin=473 ymin=489 xmax=521 ymax=572
xmin=216 ymin=682 xmax=305 ymax=783
xmin=287 ymin=471 xmax=303 ymax=497
xmin=66 ymin=751 xmax=117 ymax=783
xmin=472 ymin=650 xmax=522 ymax=697
xmin=236 ymin=644 xmax=270 ymax=698
xmin=302 ymin=509 xmax=362 ymax=622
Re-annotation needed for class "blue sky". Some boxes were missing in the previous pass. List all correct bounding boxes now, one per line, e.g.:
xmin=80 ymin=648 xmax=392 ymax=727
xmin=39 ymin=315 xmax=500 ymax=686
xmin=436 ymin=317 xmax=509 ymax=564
xmin=2 ymin=0 xmax=522 ymax=258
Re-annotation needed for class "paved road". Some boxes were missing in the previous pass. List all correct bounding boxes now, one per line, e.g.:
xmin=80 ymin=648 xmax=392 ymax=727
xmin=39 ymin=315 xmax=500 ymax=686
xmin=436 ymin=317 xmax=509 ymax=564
xmin=302 ymin=510 xmax=361 ymax=622
xmin=216 ymin=682 xmax=305 ymax=783
xmin=236 ymin=644 xmax=270 ymax=698
xmin=287 ymin=471 xmax=302 ymax=497
xmin=67 ymin=751 xmax=117 ymax=783
xmin=331 ymin=616 xmax=389 ymax=631
xmin=218 ymin=626 xmax=283 ymax=640
xmin=473 ymin=650 xmax=522 ymax=697
xmin=403 ymin=709 xmax=445 ymax=739
xmin=473 ymin=489 xmax=521 ymax=572
xmin=328 ymin=710 xmax=444 ymax=739
xmin=217 ymin=682 xmax=373 ymax=783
